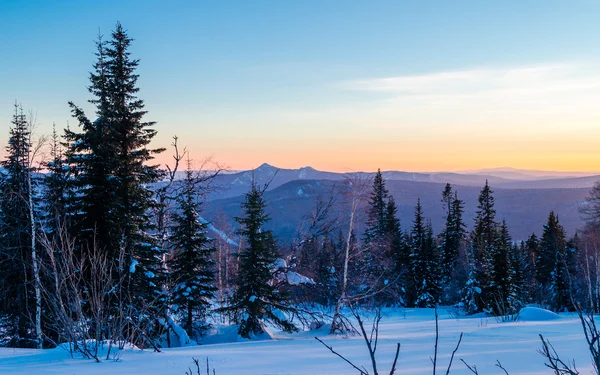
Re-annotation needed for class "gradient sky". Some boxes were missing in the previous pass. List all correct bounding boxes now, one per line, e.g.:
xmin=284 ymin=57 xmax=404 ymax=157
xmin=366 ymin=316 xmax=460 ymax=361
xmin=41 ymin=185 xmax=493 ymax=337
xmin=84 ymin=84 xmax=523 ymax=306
xmin=2 ymin=0 xmax=600 ymax=172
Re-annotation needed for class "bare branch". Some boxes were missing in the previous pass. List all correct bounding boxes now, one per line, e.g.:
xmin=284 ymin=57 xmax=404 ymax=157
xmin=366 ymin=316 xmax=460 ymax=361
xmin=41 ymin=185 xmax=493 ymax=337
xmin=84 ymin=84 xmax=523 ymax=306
xmin=538 ymin=334 xmax=579 ymax=375
xmin=445 ymin=332 xmax=463 ymax=375
xmin=389 ymin=343 xmax=401 ymax=375
xmin=460 ymin=359 xmax=479 ymax=375
xmin=495 ymin=360 xmax=510 ymax=375
xmin=432 ymin=305 xmax=439 ymax=375
xmin=315 ymin=336 xmax=369 ymax=375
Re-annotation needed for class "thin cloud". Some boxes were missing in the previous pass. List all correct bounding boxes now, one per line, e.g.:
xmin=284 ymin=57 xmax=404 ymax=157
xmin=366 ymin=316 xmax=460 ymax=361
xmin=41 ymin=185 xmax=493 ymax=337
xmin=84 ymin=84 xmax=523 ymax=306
xmin=337 ymin=62 xmax=600 ymax=125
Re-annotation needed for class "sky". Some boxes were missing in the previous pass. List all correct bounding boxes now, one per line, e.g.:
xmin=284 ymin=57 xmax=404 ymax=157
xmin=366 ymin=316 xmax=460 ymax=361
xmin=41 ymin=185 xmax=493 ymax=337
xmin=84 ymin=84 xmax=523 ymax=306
xmin=2 ymin=0 xmax=600 ymax=173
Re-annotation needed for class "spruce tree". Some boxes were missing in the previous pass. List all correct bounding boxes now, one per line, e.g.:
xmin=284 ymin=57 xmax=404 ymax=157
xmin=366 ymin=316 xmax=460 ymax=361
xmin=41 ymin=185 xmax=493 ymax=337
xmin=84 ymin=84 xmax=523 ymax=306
xmin=489 ymin=220 xmax=513 ymax=314
xmin=410 ymin=200 xmax=440 ymax=307
xmin=225 ymin=184 xmax=297 ymax=338
xmin=168 ymin=160 xmax=216 ymax=338
xmin=363 ymin=169 xmax=398 ymax=304
xmin=537 ymin=212 xmax=564 ymax=287
xmin=364 ymin=169 xmax=389 ymax=242
xmin=468 ymin=180 xmax=497 ymax=312
xmin=386 ymin=196 xmax=407 ymax=302
xmin=313 ymin=237 xmax=339 ymax=307
xmin=42 ymin=124 xmax=73 ymax=239
xmin=524 ymin=233 xmax=539 ymax=302
xmin=0 ymin=104 xmax=35 ymax=347
xmin=537 ymin=211 xmax=573 ymax=311
xmin=461 ymin=242 xmax=483 ymax=315
xmin=439 ymin=186 xmax=467 ymax=303
xmin=510 ymin=242 xmax=528 ymax=307
xmin=66 ymin=24 xmax=165 ymax=343
xmin=385 ymin=197 xmax=405 ymax=268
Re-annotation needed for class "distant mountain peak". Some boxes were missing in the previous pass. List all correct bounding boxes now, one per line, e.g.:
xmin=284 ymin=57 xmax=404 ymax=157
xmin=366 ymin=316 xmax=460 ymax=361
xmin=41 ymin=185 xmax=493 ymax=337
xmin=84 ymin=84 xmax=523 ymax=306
xmin=256 ymin=163 xmax=277 ymax=171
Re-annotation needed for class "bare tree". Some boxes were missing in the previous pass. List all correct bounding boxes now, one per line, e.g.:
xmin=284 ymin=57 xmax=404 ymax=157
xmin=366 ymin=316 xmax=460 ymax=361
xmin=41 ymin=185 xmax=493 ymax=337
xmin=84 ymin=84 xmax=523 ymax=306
xmin=580 ymin=182 xmax=600 ymax=229
xmin=41 ymin=221 xmax=162 ymax=360
xmin=318 ymin=304 xmax=464 ymax=375
xmin=25 ymin=109 xmax=47 ymax=349
xmin=317 ymin=306 xmax=400 ymax=375
xmin=330 ymin=173 xmax=371 ymax=334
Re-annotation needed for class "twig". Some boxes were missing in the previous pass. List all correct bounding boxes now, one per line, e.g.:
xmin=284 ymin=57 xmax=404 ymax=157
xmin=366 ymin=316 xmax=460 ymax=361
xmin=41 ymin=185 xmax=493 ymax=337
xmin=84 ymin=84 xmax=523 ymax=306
xmin=495 ymin=360 xmax=509 ymax=375
xmin=315 ymin=336 xmax=369 ymax=375
xmin=389 ymin=343 xmax=401 ymax=375
xmin=432 ymin=305 xmax=439 ymax=374
xmin=445 ymin=332 xmax=463 ymax=375
xmin=460 ymin=359 xmax=479 ymax=375
xmin=538 ymin=334 xmax=579 ymax=375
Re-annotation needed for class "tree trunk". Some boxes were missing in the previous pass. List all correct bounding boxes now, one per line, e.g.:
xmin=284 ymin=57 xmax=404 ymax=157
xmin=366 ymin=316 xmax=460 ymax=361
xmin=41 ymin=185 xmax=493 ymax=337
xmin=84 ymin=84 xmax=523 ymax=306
xmin=330 ymin=183 xmax=359 ymax=334
xmin=28 ymin=159 xmax=42 ymax=349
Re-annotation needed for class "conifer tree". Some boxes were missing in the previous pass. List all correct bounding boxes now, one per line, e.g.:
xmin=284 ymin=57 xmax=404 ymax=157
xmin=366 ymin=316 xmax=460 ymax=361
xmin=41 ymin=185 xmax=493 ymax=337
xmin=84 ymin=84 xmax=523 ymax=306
xmin=537 ymin=212 xmax=564 ymax=286
xmin=510 ymin=242 xmax=528 ymax=306
xmin=168 ymin=159 xmax=216 ymax=337
xmin=489 ymin=220 xmax=513 ymax=314
xmin=0 ymin=104 xmax=36 ymax=347
xmin=42 ymin=124 xmax=73 ymax=239
xmin=410 ymin=200 xmax=440 ymax=307
xmin=363 ymin=169 xmax=390 ymax=290
xmin=439 ymin=186 xmax=467 ymax=303
xmin=524 ymin=233 xmax=539 ymax=302
xmin=537 ymin=211 xmax=573 ymax=311
xmin=313 ymin=237 xmax=339 ymax=307
xmin=468 ymin=180 xmax=498 ymax=312
xmin=365 ymin=169 xmax=389 ymax=242
xmin=225 ymin=184 xmax=297 ymax=338
xmin=385 ymin=196 xmax=407 ymax=301
xmin=66 ymin=24 xmax=165 ymax=343
xmin=461 ymin=242 xmax=483 ymax=314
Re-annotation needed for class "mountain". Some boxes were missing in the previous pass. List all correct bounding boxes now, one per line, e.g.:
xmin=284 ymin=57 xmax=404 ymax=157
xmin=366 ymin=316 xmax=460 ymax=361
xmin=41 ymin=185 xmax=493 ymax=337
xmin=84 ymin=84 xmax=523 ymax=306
xmin=205 ymin=164 xmax=600 ymax=200
xmin=461 ymin=167 xmax=598 ymax=181
xmin=495 ymin=175 xmax=600 ymax=189
xmin=206 ymin=163 xmax=344 ymax=200
xmin=203 ymin=178 xmax=590 ymax=244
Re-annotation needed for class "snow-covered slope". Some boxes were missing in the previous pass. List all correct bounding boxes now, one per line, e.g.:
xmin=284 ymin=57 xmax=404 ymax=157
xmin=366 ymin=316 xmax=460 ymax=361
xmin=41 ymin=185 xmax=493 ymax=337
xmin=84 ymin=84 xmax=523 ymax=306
xmin=0 ymin=308 xmax=594 ymax=375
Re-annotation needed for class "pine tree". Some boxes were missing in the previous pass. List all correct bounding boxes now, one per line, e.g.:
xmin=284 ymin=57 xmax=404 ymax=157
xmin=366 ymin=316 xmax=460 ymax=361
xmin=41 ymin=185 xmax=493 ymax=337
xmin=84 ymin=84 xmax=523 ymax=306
xmin=537 ymin=212 xmax=564 ymax=286
xmin=42 ymin=124 xmax=73 ymax=239
xmin=385 ymin=196 xmax=407 ymax=303
xmin=66 ymin=31 xmax=117 ymax=254
xmin=461 ymin=242 xmax=483 ymax=315
xmin=524 ymin=233 xmax=539 ymax=302
xmin=410 ymin=200 xmax=440 ymax=307
xmin=439 ymin=186 xmax=467 ymax=303
xmin=66 ymin=24 xmax=165 ymax=343
xmin=362 ymin=169 xmax=392 ymax=298
xmin=468 ymin=180 xmax=498 ymax=313
xmin=225 ymin=184 xmax=297 ymax=338
xmin=168 ymin=160 xmax=216 ymax=338
xmin=365 ymin=169 xmax=389 ymax=242
xmin=510 ymin=242 xmax=528 ymax=307
xmin=313 ymin=237 xmax=339 ymax=307
xmin=489 ymin=220 xmax=513 ymax=314
xmin=0 ymin=104 xmax=36 ymax=347
xmin=537 ymin=211 xmax=572 ymax=311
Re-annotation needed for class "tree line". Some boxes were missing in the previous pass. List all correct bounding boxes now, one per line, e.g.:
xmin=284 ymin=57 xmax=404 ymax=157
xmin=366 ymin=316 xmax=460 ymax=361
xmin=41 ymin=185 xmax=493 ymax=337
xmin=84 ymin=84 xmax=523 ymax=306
xmin=1 ymin=23 xmax=600 ymax=355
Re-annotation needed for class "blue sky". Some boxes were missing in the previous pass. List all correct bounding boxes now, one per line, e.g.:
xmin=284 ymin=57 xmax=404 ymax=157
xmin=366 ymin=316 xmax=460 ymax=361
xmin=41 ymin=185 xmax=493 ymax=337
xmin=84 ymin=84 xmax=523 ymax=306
xmin=2 ymin=1 xmax=600 ymax=171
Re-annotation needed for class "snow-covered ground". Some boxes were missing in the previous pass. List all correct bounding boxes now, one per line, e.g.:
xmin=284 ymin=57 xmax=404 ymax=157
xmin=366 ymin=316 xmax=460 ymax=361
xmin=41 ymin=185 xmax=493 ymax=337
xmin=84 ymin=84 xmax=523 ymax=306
xmin=0 ymin=307 xmax=593 ymax=374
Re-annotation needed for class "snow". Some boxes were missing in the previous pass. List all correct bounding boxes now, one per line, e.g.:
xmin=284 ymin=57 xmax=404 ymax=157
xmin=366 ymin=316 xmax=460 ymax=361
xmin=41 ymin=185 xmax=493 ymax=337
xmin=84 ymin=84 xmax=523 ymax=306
xmin=286 ymin=271 xmax=315 ymax=285
xmin=272 ymin=258 xmax=315 ymax=285
xmin=198 ymin=216 xmax=238 ymax=246
xmin=129 ymin=259 xmax=138 ymax=273
xmin=0 ymin=307 xmax=594 ymax=374
xmin=518 ymin=306 xmax=561 ymax=321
